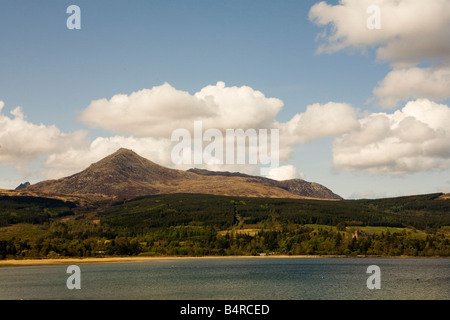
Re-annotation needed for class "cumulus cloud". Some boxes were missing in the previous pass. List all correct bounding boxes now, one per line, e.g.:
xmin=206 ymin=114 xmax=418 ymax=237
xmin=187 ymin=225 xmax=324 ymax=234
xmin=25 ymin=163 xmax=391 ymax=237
xmin=279 ymin=102 xmax=360 ymax=145
xmin=80 ymin=83 xmax=360 ymax=148
xmin=79 ymin=81 xmax=284 ymax=138
xmin=333 ymin=99 xmax=450 ymax=174
xmin=266 ymin=165 xmax=305 ymax=181
xmin=373 ymin=67 xmax=450 ymax=108
xmin=79 ymin=83 xmax=212 ymax=138
xmin=309 ymin=0 xmax=450 ymax=108
xmin=0 ymin=101 xmax=87 ymax=175
xmin=195 ymin=81 xmax=284 ymax=130
xmin=309 ymin=0 xmax=450 ymax=64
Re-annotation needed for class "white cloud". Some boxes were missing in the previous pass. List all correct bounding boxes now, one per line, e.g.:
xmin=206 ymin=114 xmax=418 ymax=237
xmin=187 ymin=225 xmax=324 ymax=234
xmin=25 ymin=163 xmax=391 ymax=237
xmin=373 ymin=67 xmax=450 ymax=108
xmin=309 ymin=0 xmax=385 ymax=53
xmin=309 ymin=0 xmax=450 ymax=108
xmin=79 ymin=81 xmax=284 ymax=138
xmin=266 ymin=165 xmax=305 ymax=181
xmin=333 ymin=99 xmax=450 ymax=174
xmin=347 ymin=190 xmax=389 ymax=200
xmin=0 ymin=101 xmax=87 ymax=175
xmin=196 ymin=81 xmax=284 ymax=130
xmin=309 ymin=0 xmax=450 ymax=64
xmin=280 ymin=102 xmax=360 ymax=145
xmin=79 ymin=83 xmax=361 ymax=151
xmin=79 ymin=83 xmax=212 ymax=138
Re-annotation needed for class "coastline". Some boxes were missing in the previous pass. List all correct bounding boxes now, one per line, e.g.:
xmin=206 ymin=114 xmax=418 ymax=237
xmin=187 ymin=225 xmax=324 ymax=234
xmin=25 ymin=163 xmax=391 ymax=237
xmin=0 ymin=255 xmax=324 ymax=267
xmin=1 ymin=254 xmax=443 ymax=267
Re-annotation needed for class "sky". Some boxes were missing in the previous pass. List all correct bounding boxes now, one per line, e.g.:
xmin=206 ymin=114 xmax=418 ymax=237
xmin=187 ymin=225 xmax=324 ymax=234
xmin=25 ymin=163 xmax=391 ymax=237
xmin=1 ymin=0 xmax=450 ymax=199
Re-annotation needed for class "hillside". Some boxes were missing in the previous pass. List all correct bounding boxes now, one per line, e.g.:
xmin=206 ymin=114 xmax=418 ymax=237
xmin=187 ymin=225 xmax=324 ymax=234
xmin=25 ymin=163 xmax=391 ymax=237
xmin=100 ymin=192 xmax=450 ymax=232
xmin=187 ymin=168 xmax=342 ymax=200
xmin=1 ymin=192 xmax=449 ymax=258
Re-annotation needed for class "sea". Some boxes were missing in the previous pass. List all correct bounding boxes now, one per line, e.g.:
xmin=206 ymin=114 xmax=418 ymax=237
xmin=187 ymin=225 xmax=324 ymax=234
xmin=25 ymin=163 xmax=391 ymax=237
xmin=0 ymin=257 xmax=448 ymax=300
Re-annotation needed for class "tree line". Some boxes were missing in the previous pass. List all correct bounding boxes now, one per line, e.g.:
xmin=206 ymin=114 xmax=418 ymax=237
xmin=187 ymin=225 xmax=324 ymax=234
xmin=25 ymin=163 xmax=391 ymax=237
xmin=1 ymin=222 xmax=448 ymax=259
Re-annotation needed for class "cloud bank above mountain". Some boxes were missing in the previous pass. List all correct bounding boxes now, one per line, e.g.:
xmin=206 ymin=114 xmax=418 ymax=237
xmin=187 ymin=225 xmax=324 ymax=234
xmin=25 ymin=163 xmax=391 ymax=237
xmin=2 ymin=82 xmax=450 ymax=181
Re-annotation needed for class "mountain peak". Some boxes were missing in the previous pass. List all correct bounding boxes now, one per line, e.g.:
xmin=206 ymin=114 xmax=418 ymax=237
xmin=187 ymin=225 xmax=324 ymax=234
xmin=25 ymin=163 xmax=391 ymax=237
xmin=114 ymin=148 xmax=136 ymax=155
xmin=15 ymin=182 xmax=30 ymax=190
xmin=101 ymin=148 xmax=145 ymax=162
xmin=90 ymin=148 xmax=163 ymax=174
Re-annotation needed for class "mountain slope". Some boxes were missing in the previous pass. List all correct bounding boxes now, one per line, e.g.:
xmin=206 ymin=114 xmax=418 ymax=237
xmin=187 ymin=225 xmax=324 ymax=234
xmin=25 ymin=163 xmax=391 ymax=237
xmin=26 ymin=148 xmax=342 ymax=201
xmin=187 ymin=168 xmax=342 ymax=200
xmin=15 ymin=182 xmax=30 ymax=190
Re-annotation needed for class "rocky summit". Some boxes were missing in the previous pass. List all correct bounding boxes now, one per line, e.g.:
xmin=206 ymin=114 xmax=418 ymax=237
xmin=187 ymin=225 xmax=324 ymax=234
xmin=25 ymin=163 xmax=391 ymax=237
xmin=15 ymin=182 xmax=30 ymax=190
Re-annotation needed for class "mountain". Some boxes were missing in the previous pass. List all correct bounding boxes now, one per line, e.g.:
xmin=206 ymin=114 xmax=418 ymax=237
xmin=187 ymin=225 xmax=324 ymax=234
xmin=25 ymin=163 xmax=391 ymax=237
xmin=15 ymin=182 xmax=30 ymax=190
xmin=28 ymin=148 xmax=191 ymax=198
xmin=25 ymin=148 xmax=342 ymax=201
xmin=276 ymin=180 xmax=342 ymax=200
xmin=187 ymin=168 xmax=342 ymax=200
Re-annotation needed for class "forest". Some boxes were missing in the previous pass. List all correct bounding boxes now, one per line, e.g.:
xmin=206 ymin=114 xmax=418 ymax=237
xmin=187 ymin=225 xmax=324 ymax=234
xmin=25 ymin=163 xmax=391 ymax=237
xmin=0 ymin=193 xmax=449 ymax=259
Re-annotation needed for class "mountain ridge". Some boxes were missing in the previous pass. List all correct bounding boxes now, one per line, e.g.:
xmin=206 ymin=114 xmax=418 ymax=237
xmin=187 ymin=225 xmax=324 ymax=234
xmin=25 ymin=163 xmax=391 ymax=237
xmin=187 ymin=168 xmax=342 ymax=200
xmin=24 ymin=148 xmax=342 ymax=201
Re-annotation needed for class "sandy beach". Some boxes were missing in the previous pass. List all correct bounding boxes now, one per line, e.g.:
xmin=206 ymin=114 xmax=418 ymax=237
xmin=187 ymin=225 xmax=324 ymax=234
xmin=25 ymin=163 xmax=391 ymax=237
xmin=0 ymin=255 xmax=330 ymax=267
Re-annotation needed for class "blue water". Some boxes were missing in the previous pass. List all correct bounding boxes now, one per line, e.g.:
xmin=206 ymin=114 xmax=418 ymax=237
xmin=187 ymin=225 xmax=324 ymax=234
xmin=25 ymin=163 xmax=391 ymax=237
xmin=0 ymin=258 xmax=448 ymax=300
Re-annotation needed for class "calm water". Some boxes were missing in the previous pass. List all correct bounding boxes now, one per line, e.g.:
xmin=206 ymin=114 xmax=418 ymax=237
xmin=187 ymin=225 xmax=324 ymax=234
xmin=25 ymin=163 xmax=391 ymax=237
xmin=0 ymin=258 xmax=448 ymax=300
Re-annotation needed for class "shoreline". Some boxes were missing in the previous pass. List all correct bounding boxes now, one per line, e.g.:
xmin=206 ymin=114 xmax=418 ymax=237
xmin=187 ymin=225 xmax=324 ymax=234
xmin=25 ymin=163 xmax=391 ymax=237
xmin=0 ymin=254 xmax=446 ymax=267
xmin=0 ymin=255 xmax=324 ymax=267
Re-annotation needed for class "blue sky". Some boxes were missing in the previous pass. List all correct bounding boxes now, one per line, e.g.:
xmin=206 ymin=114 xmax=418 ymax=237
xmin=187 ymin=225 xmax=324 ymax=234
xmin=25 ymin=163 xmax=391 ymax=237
xmin=1 ymin=0 xmax=450 ymax=199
